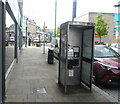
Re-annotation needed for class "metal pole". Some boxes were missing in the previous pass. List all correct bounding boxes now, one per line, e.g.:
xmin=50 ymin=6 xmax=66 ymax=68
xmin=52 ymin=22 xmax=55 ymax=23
xmin=39 ymin=34 xmax=40 ymax=46
xmin=0 ymin=2 xmax=5 ymax=102
xmin=15 ymin=22 xmax=18 ymax=62
xmin=25 ymin=17 xmax=28 ymax=47
xmin=72 ymin=0 xmax=77 ymax=22
xmin=54 ymin=0 xmax=57 ymax=37
xmin=43 ymin=22 xmax=45 ymax=54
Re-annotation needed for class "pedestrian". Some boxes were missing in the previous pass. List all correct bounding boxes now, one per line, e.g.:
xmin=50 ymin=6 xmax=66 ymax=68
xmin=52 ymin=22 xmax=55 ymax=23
xmin=28 ymin=38 xmax=31 ymax=46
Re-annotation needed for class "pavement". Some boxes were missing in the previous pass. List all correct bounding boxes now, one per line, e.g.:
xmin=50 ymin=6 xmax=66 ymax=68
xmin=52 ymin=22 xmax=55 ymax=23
xmin=5 ymin=45 xmax=118 ymax=103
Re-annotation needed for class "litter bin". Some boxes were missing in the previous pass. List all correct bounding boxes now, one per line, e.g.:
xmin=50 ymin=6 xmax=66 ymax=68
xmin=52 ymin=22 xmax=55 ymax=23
xmin=48 ymin=48 xmax=54 ymax=64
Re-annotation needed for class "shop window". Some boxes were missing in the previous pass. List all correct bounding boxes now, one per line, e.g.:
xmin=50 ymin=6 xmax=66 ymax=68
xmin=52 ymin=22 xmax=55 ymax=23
xmin=5 ymin=11 xmax=15 ymax=72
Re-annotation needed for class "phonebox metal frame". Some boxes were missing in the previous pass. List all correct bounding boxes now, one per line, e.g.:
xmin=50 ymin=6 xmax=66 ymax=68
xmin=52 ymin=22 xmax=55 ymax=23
xmin=0 ymin=1 xmax=5 ymax=103
xmin=58 ymin=21 xmax=94 ymax=93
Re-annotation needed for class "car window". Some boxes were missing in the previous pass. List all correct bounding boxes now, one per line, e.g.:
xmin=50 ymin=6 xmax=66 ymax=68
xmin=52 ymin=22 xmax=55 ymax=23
xmin=51 ymin=39 xmax=56 ymax=45
xmin=110 ymin=44 xmax=116 ymax=48
xmin=116 ymin=44 xmax=120 ymax=48
xmin=94 ymin=46 xmax=120 ymax=58
xmin=51 ymin=38 xmax=60 ymax=46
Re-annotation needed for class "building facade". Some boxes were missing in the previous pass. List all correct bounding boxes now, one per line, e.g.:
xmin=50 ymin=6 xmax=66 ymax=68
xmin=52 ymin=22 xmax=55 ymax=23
xmin=28 ymin=20 xmax=36 ymax=38
xmin=75 ymin=12 xmax=117 ymax=44
xmin=5 ymin=0 xmax=23 ymax=76
xmin=28 ymin=20 xmax=36 ymax=33
xmin=0 ymin=0 xmax=23 ymax=103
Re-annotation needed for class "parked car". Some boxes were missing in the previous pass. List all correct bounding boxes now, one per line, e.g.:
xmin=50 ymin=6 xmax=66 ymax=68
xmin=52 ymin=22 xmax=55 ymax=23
xmin=9 ymin=37 xmax=15 ymax=42
xmin=5 ymin=40 xmax=9 ymax=46
xmin=110 ymin=43 xmax=120 ymax=54
xmin=51 ymin=37 xmax=60 ymax=48
xmin=33 ymin=38 xmax=39 ymax=43
xmin=95 ymin=41 xmax=106 ymax=45
xmin=50 ymin=37 xmax=60 ymax=59
xmin=93 ymin=45 xmax=120 ymax=84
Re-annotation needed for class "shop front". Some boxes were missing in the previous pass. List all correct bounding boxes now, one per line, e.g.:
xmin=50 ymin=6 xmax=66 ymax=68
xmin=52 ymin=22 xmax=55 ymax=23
xmin=0 ymin=0 xmax=23 ymax=103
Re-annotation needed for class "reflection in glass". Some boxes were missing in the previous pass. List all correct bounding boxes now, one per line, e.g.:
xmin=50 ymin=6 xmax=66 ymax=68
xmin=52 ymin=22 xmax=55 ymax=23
xmin=81 ymin=61 xmax=91 ymax=85
xmin=61 ymin=34 xmax=67 ymax=58
xmin=5 ymin=11 xmax=15 ymax=72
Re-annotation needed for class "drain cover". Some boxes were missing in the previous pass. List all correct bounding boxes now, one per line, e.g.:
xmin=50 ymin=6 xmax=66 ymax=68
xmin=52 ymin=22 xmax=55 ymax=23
xmin=32 ymin=88 xmax=47 ymax=94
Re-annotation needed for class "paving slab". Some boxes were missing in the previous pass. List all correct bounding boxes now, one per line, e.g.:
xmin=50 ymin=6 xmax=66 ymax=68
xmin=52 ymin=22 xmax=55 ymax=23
xmin=5 ymin=46 xmax=114 ymax=103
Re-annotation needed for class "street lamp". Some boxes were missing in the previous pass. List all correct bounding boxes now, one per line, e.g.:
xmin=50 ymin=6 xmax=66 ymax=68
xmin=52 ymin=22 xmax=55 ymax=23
xmin=54 ymin=0 xmax=57 ymax=37
xmin=25 ymin=17 xmax=28 ymax=47
xmin=72 ymin=0 xmax=77 ymax=22
xmin=43 ymin=22 xmax=46 ymax=54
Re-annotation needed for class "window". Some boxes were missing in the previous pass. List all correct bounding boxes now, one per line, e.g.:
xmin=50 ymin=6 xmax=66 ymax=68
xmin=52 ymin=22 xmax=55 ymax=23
xmin=5 ymin=11 xmax=15 ymax=72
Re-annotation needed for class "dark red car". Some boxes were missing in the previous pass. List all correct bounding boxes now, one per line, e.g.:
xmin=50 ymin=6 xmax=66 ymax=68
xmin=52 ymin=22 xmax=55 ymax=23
xmin=93 ymin=45 xmax=120 ymax=83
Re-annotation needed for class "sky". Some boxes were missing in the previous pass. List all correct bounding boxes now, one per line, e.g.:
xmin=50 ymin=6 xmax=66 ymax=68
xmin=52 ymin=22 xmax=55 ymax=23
xmin=23 ymin=0 xmax=120 ymax=29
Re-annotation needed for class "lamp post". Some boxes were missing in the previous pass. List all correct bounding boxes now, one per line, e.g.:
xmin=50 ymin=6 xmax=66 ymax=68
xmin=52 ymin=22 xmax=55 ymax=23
xmin=72 ymin=0 xmax=77 ymax=22
xmin=43 ymin=22 xmax=46 ymax=54
xmin=25 ymin=17 xmax=28 ymax=47
xmin=54 ymin=0 xmax=57 ymax=37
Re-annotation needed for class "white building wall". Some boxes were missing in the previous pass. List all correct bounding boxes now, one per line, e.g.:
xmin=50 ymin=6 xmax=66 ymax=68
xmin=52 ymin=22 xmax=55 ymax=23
xmin=28 ymin=20 xmax=36 ymax=35
xmin=75 ymin=13 xmax=89 ymax=22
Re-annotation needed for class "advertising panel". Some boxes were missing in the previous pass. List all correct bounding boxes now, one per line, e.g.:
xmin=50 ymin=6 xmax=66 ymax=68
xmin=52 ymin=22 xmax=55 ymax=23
xmin=114 ymin=13 xmax=120 ymax=35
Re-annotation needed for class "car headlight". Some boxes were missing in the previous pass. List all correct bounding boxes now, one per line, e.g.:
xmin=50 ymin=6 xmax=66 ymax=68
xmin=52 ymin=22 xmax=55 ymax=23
xmin=97 ymin=62 xmax=118 ymax=70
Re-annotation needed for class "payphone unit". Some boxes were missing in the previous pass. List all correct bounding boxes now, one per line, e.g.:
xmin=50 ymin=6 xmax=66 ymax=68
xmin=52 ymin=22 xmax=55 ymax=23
xmin=58 ymin=21 xmax=94 ymax=93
